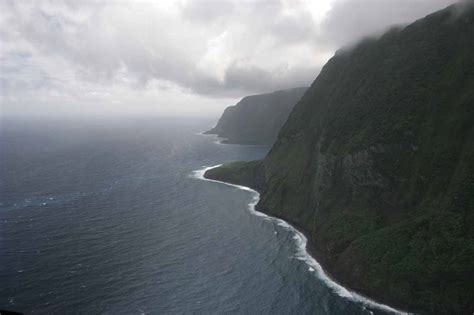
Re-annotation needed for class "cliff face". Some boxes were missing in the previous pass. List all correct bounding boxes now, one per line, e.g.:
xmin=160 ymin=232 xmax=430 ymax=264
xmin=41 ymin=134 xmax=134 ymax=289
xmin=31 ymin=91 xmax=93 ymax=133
xmin=206 ymin=3 xmax=474 ymax=314
xmin=205 ymin=87 xmax=307 ymax=145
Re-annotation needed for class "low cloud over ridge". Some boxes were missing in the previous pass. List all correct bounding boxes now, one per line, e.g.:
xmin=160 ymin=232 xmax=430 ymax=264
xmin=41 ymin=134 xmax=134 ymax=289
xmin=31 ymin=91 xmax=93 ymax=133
xmin=0 ymin=0 xmax=457 ymax=116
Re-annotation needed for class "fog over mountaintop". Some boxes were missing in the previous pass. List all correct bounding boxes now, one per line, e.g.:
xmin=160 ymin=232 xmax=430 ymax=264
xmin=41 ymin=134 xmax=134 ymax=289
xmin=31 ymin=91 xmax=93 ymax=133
xmin=0 ymin=0 xmax=457 ymax=117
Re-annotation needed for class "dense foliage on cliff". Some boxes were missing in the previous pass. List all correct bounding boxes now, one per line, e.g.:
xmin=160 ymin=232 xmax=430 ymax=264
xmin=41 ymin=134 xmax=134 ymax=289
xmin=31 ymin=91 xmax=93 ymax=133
xmin=205 ymin=161 xmax=264 ymax=191
xmin=206 ymin=3 xmax=474 ymax=314
xmin=205 ymin=87 xmax=307 ymax=145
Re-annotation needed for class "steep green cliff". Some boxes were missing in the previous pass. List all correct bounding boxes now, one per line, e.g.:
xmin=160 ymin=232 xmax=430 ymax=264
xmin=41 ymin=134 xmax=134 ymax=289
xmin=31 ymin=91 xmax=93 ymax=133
xmin=205 ymin=87 xmax=307 ymax=145
xmin=206 ymin=3 xmax=474 ymax=314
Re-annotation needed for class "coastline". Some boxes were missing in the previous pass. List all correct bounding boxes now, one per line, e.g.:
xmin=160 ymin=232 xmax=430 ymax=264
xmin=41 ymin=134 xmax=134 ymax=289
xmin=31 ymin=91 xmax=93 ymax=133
xmin=192 ymin=164 xmax=409 ymax=315
xmin=201 ymin=131 xmax=272 ymax=147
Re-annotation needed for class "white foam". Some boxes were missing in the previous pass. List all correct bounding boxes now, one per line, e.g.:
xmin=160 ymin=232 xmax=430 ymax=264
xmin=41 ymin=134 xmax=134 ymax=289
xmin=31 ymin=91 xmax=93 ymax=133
xmin=192 ymin=165 xmax=410 ymax=315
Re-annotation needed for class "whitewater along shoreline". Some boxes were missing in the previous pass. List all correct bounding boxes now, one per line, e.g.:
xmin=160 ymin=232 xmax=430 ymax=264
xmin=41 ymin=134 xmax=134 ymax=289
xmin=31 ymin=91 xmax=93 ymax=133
xmin=192 ymin=165 xmax=410 ymax=315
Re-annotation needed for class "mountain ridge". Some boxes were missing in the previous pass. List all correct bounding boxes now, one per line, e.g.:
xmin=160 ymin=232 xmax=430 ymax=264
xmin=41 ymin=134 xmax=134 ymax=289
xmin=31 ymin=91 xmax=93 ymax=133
xmin=205 ymin=3 xmax=474 ymax=314
xmin=205 ymin=87 xmax=307 ymax=145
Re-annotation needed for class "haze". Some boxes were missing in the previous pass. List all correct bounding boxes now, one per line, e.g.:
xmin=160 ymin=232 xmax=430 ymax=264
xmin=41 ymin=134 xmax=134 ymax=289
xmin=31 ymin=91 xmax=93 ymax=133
xmin=0 ymin=0 xmax=457 ymax=118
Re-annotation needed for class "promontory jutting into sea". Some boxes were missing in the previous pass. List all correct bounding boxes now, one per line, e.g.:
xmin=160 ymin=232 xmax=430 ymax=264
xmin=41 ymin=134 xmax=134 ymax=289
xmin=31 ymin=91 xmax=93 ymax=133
xmin=1 ymin=1 xmax=473 ymax=314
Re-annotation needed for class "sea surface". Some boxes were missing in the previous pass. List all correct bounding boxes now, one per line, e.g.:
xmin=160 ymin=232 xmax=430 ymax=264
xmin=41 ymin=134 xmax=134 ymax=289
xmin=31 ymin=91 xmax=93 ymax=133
xmin=0 ymin=117 xmax=400 ymax=314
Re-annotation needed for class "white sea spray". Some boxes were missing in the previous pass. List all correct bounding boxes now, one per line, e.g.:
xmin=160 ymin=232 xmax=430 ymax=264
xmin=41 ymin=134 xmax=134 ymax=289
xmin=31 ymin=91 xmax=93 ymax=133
xmin=192 ymin=165 xmax=410 ymax=315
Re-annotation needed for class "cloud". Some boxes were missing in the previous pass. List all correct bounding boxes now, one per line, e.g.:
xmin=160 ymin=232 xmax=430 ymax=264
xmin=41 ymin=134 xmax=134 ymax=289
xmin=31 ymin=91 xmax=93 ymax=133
xmin=0 ymin=0 xmax=459 ymax=116
xmin=319 ymin=0 xmax=456 ymax=47
xmin=222 ymin=61 xmax=320 ymax=94
xmin=180 ymin=0 xmax=235 ymax=22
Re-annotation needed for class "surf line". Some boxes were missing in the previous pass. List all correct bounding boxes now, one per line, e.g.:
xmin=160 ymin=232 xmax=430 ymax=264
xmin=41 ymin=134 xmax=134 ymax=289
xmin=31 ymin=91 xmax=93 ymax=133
xmin=192 ymin=164 xmax=410 ymax=315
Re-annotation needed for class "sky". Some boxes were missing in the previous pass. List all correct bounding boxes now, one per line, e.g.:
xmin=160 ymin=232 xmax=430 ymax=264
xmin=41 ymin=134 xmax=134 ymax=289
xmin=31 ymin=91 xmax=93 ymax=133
xmin=0 ymin=0 xmax=458 ymax=118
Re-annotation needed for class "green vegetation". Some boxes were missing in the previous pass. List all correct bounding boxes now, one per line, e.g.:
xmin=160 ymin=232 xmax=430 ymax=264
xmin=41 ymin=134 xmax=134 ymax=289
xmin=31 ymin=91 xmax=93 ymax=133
xmin=205 ymin=87 xmax=307 ymax=145
xmin=206 ymin=4 xmax=474 ymax=314
xmin=205 ymin=161 xmax=264 ymax=191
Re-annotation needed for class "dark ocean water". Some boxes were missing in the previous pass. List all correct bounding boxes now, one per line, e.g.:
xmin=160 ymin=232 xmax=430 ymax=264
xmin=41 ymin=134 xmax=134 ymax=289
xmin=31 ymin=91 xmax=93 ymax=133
xmin=0 ymin=117 xmax=400 ymax=314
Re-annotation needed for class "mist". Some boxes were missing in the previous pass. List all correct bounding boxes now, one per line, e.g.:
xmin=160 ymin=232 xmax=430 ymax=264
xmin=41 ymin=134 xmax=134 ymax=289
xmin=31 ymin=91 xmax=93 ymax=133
xmin=0 ymin=0 xmax=458 ymax=118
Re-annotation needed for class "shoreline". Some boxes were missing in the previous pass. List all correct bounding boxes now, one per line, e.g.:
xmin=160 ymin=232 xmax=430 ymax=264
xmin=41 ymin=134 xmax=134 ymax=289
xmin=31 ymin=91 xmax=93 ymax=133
xmin=192 ymin=164 xmax=409 ymax=315
xmin=200 ymin=132 xmax=272 ymax=147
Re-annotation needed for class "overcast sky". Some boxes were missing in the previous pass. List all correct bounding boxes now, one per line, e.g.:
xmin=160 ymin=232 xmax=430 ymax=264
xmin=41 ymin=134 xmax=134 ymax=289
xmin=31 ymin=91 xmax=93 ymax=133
xmin=0 ymin=0 xmax=457 ymax=118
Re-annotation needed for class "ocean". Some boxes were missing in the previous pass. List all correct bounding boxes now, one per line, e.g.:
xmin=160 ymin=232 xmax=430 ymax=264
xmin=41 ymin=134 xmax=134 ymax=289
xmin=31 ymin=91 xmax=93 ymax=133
xmin=0 ymin=116 xmax=400 ymax=314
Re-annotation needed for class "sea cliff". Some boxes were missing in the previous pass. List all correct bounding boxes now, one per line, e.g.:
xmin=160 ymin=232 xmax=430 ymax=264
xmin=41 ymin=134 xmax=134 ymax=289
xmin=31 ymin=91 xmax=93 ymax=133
xmin=205 ymin=3 xmax=474 ymax=314
xmin=205 ymin=87 xmax=307 ymax=145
